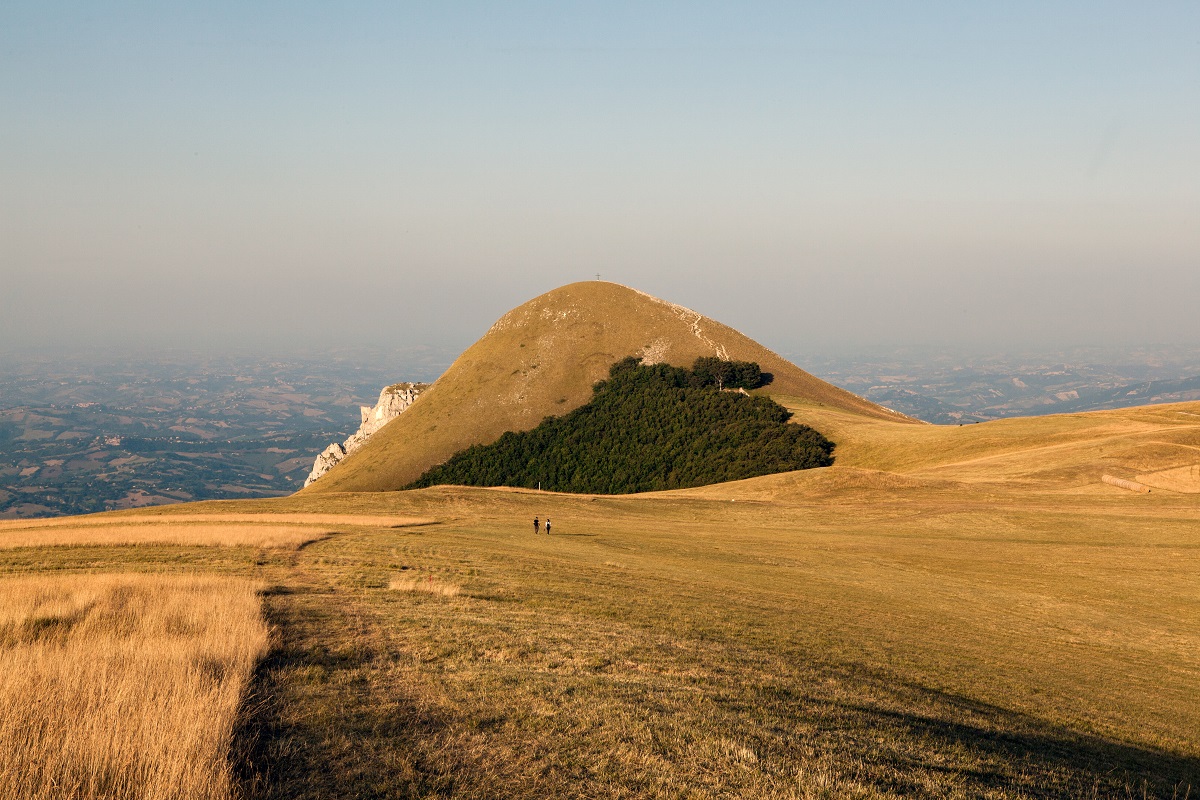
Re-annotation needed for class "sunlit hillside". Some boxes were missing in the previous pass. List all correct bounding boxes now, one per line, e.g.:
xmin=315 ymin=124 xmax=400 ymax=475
xmin=305 ymin=281 xmax=913 ymax=494
xmin=779 ymin=396 xmax=1200 ymax=492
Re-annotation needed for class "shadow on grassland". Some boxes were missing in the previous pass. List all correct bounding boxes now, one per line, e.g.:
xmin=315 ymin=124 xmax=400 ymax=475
xmin=801 ymin=680 xmax=1199 ymax=799
xmin=232 ymin=583 xmax=464 ymax=800
xmin=232 ymin=588 xmax=1197 ymax=800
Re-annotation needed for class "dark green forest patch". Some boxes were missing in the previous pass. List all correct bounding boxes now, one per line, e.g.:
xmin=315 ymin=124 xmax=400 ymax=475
xmin=409 ymin=357 xmax=834 ymax=494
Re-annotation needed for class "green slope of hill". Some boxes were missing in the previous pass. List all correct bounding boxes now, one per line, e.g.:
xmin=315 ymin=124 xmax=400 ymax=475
xmin=408 ymin=357 xmax=835 ymax=494
xmin=305 ymin=281 xmax=911 ymax=494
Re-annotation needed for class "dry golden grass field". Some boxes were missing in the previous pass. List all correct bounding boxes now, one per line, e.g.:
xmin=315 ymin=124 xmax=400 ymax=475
xmin=0 ymin=513 xmax=435 ymax=550
xmin=0 ymin=573 xmax=267 ymax=800
xmin=3 ymin=396 xmax=1195 ymax=798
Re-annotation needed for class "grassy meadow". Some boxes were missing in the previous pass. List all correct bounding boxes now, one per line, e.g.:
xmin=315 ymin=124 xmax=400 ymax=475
xmin=0 ymin=514 xmax=435 ymax=800
xmin=0 ymin=513 xmax=435 ymax=550
xmin=1 ymin=400 xmax=1197 ymax=797
xmin=225 ymin=473 xmax=1198 ymax=799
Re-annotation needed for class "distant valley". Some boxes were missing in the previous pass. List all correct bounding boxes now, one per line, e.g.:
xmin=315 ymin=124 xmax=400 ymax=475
xmin=799 ymin=346 xmax=1200 ymax=424
xmin=0 ymin=348 xmax=451 ymax=517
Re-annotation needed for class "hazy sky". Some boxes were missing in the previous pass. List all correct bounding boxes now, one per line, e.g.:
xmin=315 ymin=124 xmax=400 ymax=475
xmin=3 ymin=2 xmax=1198 ymax=358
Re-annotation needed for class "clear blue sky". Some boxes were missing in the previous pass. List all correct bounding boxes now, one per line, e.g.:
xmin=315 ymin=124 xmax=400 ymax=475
xmin=2 ymin=2 xmax=1197 ymax=356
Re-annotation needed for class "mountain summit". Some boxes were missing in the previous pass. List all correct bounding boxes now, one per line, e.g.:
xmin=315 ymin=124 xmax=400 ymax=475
xmin=303 ymin=281 xmax=910 ymax=493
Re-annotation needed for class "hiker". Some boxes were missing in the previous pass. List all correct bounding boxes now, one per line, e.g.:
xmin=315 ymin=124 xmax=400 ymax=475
xmin=533 ymin=516 xmax=540 ymax=534
xmin=545 ymin=517 xmax=551 ymax=535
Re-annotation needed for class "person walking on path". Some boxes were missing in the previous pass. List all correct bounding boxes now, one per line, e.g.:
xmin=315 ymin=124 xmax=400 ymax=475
xmin=545 ymin=518 xmax=551 ymax=535
xmin=533 ymin=516 xmax=540 ymax=535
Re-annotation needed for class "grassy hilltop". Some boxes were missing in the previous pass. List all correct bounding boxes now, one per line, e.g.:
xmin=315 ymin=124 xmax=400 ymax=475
xmin=2 ymin=283 xmax=1198 ymax=799
xmin=305 ymin=281 xmax=910 ymax=494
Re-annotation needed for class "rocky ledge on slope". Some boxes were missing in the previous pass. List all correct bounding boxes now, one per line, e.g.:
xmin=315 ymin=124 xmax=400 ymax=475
xmin=304 ymin=382 xmax=428 ymax=487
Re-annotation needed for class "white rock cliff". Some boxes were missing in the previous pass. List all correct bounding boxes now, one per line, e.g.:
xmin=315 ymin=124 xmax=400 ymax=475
xmin=303 ymin=382 xmax=428 ymax=487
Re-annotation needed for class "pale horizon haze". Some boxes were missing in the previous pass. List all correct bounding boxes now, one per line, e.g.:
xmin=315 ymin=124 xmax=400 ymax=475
xmin=3 ymin=2 xmax=1198 ymax=359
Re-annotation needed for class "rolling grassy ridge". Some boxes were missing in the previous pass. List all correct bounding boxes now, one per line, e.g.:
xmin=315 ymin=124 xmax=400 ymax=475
xmin=1 ymin=401 xmax=1197 ymax=797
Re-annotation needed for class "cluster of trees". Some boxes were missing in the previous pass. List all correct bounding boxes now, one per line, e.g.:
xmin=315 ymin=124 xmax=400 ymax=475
xmin=690 ymin=356 xmax=764 ymax=390
xmin=408 ymin=357 xmax=834 ymax=494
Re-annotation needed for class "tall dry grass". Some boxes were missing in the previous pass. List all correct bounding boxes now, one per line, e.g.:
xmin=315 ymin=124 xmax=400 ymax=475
xmin=0 ymin=573 xmax=268 ymax=800
xmin=389 ymin=574 xmax=461 ymax=597
xmin=0 ymin=522 xmax=329 ymax=550
xmin=0 ymin=513 xmax=436 ymax=550
xmin=0 ymin=513 xmax=435 ymax=530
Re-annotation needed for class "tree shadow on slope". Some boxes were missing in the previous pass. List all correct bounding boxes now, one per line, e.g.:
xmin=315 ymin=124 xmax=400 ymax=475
xmin=232 ymin=586 xmax=1198 ymax=800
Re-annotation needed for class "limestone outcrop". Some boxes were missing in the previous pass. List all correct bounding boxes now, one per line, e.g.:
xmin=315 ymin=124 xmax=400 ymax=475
xmin=303 ymin=382 xmax=427 ymax=487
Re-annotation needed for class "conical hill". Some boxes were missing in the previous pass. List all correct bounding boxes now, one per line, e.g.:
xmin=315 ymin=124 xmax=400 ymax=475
xmin=304 ymin=281 xmax=912 ymax=493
